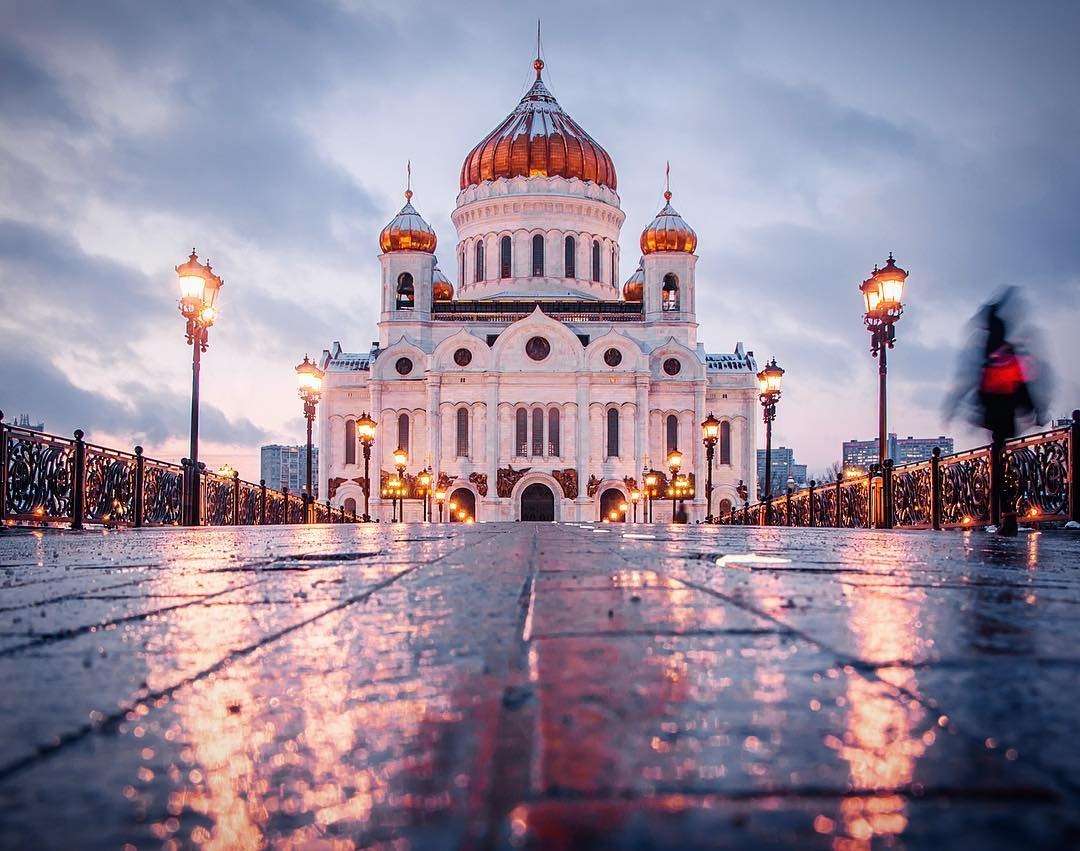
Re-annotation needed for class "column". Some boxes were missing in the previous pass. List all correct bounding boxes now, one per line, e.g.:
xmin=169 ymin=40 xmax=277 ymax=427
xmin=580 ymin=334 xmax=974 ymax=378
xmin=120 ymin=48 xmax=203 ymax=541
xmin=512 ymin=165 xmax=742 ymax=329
xmin=575 ymin=375 xmax=590 ymax=519
xmin=370 ymin=380 xmax=383 ymax=519
xmin=427 ymin=374 xmax=442 ymax=478
xmin=486 ymin=374 xmax=499 ymax=512
xmin=634 ymin=374 xmax=650 ymax=480
xmin=693 ymin=380 xmax=707 ymax=519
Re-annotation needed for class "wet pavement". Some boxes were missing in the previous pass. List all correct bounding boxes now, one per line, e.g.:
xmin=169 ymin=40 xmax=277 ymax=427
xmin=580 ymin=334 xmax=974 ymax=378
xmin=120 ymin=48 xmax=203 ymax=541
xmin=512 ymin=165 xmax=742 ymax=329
xmin=0 ymin=522 xmax=1078 ymax=850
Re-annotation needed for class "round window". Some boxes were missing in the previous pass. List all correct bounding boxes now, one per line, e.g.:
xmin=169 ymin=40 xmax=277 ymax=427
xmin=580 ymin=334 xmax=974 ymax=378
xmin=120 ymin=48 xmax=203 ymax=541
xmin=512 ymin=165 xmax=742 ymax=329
xmin=453 ymin=347 xmax=473 ymax=367
xmin=603 ymin=347 xmax=623 ymax=367
xmin=663 ymin=357 xmax=682 ymax=376
xmin=395 ymin=357 xmax=413 ymax=376
xmin=525 ymin=336 xmax=551 ymax=362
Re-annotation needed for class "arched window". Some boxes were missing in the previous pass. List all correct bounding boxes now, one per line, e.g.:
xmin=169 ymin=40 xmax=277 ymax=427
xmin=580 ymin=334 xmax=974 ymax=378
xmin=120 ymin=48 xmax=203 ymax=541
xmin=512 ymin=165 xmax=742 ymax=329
xmin=610 ymin=246 xmax=616 ymax=285
xmin=720 ymin=420 xmax=731 ymax=465
xmin=396 ymin=273 xmax=414 ymax=310
xmin=500 ymin=235 xmax=512 ymax=279
xmin=474 ymin=240 xmax=484 ymax=282
xmin=456 ymin=407 xmax=469 ymax=457
xmin=532 ymin=407 xmax=544 ymax=456
xmin=344 ymin=497 xmax=357 ymax=516
xmin=662 ymin=273 xmax=679 ymax=311
xmin=548 ymin=408 xmax=560 ymax=456
xmin=532 ymin=234 xmax=545 ymax=277
xmin=666 ymin=414 xmax=679 ymax=455
xmin=592 ymin=240 xmax=601 ymax=282
xmin=564 ymin=236 xmax=576 ymax=278
xmin=606 ymin=408 xmax=620 ymax=457
xmin=344 ymin=419 xmax=356 ymax=465
xmin=459 ymin=250 xmax=465 ymax=286
xmin=515 ymin=408 xmax=527 ymax=456
xmin=397 ymin=413 xmax=410 ymax=453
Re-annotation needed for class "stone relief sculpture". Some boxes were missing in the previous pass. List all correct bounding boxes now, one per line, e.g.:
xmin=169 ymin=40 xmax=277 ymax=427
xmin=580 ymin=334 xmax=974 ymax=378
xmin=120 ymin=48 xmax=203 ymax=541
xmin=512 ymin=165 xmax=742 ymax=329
xmin=497 ymin=465 xmax=531 ymax=498
xmin=468 ymin=471 xmax=489 ymax=497
xmin=552 ymin=468 xmax=578 ymax=500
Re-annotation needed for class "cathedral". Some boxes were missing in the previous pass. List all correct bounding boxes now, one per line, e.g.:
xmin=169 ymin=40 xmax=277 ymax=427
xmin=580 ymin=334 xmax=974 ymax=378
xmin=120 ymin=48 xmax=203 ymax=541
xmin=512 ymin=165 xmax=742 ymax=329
xmin=318 ymin=52 xmax=759 ymax=522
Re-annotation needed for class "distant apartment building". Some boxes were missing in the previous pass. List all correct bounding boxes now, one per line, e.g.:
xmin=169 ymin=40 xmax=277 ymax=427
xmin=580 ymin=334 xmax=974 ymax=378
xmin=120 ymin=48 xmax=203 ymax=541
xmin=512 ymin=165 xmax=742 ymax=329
xmin=260 ymin=444 xmax=319 ymax=498
xmin=756 ymin=446 xmax=808 ymax=497
xmin=842 ymin=433 xmax=954 ymax=471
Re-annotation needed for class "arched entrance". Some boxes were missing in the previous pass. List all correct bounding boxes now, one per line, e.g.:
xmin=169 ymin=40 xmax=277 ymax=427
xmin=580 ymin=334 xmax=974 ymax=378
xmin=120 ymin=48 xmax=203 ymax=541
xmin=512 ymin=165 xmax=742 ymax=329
xmin=599 ymin=487 xmax=626 ymax=522
xmin=448 ymin=488 xmax=476 ymax=522
xmin=520 ymin=483 xmax=555 ymax=522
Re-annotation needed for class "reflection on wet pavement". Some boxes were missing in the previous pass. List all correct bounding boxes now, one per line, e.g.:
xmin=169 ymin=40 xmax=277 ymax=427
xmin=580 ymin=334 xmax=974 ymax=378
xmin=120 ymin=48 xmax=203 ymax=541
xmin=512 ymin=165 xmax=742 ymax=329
xmin=0 ymin=523 xmax=1077 ymax=849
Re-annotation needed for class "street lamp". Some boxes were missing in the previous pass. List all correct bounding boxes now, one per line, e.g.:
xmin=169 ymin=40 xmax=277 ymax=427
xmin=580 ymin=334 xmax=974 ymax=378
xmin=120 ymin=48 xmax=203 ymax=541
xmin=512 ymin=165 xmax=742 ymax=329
xmin=667 ymin=449 xmax=683 ymax=522
xmin=356 ymin=411 xmax=376 ymax=521
xmin=434 ymin=488 xmax=446 ymax=522
xmin=175 ymin=249 xmax=223 ymax=526
xmin=757 ymin=358 xmax=784 ymax=509
xmin=860 ymin=253 xmax=908 ymax=528
xmin=418 ymin=468 xmax=432 ymax=522
xmin=644 ymin=469 xmax=659 ymax=523
xmin=295 ymin=354 xmax=324 ymax=523
xmin=701 ymin=412 xmax=720 ymax=522
xmin=630 ymin=489 xmax=641 ymax=522
xmin=393 ymin=448 xmax=408 ymax=522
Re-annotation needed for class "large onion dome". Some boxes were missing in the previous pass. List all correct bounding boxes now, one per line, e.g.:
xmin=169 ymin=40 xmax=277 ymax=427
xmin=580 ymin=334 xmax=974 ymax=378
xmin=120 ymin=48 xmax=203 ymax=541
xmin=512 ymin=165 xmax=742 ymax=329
xmin=622 ymin=262 xmax=644 ymax=302
xmin=640 ymin=188 xmax=697 ymax=255
xmin=379 ymin=189 xmax=437 ymax=254
xmin=460 ymin=57 xmax=617 ymax=191
xmin=432 ymin=262 xmax=454 ymax=301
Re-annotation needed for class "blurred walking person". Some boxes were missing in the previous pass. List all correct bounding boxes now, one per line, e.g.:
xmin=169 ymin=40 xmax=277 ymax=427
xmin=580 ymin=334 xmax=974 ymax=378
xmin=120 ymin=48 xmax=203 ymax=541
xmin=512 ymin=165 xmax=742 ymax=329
xmin=946 ymin=287 xmax=1052 ymax=535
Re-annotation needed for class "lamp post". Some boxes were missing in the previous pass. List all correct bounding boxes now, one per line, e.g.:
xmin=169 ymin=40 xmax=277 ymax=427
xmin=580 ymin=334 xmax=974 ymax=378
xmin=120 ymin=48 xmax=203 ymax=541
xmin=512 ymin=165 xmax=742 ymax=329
xmin=860 ymin=253 xmax=907 ymax=529
xmin=356 ymin=411 xmax=376 ymax=521
xmin=630 ymin=489 xmax=641 ymax=523
xmin=295 ymin=355 xmax=324 ymax=523
xmin=393 ymin=448 xmax=408 ymax=522
xmin=667 ymin=450 xmax=683 ymax=522
xmin=419 ymin=468 xmax=432 ymax=522
xmin=175 ymin=249 xmax=223 ymax=526
xmin=435 ymin=488 xmax=446 ymax=522
xmin=757 ymin=358 xmax=784 ymax=509
xmin=701 ymin=412 xmax=720 ymax=522
xmin=644 ymin=469 xmax=659 ymax=523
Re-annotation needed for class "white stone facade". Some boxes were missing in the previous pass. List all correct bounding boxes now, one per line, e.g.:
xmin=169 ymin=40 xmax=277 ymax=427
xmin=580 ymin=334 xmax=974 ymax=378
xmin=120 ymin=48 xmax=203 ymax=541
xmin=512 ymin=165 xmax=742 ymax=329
xmin=319 ymin=63 xmax=759 ymax=523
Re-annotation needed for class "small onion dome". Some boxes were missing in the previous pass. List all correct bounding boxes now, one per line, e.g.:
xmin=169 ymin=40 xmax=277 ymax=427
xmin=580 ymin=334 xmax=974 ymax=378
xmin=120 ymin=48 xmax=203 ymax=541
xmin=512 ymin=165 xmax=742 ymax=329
xmin=622 ymin=263 xmax=644 ymax=302
xmin=640 ymin=190 xmax=697 ymax=255
xmin=432 ymin=263 xmax=454 ymax=301
xmin=379 ymin=189 xmax=437 ymax=253
xmin=460 ymin=57 xmax=617 ymax=191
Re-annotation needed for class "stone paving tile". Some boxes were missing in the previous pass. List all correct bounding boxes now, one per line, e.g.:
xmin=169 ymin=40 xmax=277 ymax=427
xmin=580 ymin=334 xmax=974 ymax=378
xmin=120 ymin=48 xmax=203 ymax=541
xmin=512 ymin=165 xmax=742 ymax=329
xmin=0 ymin=522 xmax=1078 ymax=850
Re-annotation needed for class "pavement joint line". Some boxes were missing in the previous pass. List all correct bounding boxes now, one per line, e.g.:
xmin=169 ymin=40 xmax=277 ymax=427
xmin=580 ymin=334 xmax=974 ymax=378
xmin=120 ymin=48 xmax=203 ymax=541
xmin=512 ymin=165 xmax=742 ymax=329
xmin=529 ymin=627 xmax=795 ymax=640
xmin=563 ymin=525 xmax=1080 ymax=804
xmin=0 ymin=529 xmax=499 ymax=783
xmin=0 ymin=577 xmax=272 ymax=657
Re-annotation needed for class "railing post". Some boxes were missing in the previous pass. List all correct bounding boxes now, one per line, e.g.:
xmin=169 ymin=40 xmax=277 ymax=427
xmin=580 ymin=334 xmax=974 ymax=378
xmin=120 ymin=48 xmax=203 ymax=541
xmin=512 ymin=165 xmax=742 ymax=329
xmin=743 ymin=500 xmax=749 ymax=525
xmin=808 ymin=480 xmax=816 ymax=527
xmin=325 ymin=499 xmax=332 ymax=524
xmin=989 ymin=438 xmax=1003 ymax=527
xmin=259 ymin=479 xmax=267 ymax=525
xmin=931 ymin=447 xmax=942 ymax=531
xmin=232 ymin=471 xmax=240 ymax=526
xmin=1070 ymin=410 xmax=1080 ymax=523
xmin=763 ymin=495 xmax=771 ymax=527
xmin=883 ymin=459 xmax=894 ymax=529
xmin=283 ymin=486 xmax=289 ymax=524
xmin=71 ymin=429 xmax=86 ymax=530
xmin=195 ymin=462 xmax=206 ymax=526
xmin=0 ymin=411 xmax=7 ymax=527
xmin=786 ymin=487 xmax=793 ymax=526
xmin=835 ymin=475 xmax=843 ymax=527
xmin=134 ymin=446 xmax=145 ymax=528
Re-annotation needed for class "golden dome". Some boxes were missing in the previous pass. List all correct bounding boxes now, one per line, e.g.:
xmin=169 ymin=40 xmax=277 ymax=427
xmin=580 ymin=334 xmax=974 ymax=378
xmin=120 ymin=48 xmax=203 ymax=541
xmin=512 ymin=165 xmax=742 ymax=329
xmin=460 ymin=58 xmax=617 ymax=191
xmin=640 ymin=189 xmax=697 ymax=255
xmin=379 ymin=189 xmax=437 ymax=254
xmin=622 ymin=263 xmax=644 ymax=302
xmin=432 ymin=263 xmax=454 ymax=301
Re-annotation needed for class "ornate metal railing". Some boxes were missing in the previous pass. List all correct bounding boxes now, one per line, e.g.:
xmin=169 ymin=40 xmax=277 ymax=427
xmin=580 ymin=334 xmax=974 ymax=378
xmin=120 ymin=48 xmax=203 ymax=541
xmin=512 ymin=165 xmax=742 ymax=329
xmin=721 ymin=411 xmax=1079 ymax=530
xmin=0 ymin=412 xmax=358 ymax=529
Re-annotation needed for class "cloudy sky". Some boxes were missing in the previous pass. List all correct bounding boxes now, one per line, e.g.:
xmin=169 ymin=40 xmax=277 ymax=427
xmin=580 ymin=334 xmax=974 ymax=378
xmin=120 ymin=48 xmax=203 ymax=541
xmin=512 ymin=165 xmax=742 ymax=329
xmin=2 ymin=0 xmax=1078 ymax=482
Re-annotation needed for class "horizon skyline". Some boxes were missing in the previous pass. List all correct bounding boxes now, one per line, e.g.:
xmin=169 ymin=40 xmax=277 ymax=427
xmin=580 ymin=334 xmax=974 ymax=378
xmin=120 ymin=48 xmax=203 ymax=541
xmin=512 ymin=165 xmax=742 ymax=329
xmin=2 ymin=1 xmax=1077 ymax=484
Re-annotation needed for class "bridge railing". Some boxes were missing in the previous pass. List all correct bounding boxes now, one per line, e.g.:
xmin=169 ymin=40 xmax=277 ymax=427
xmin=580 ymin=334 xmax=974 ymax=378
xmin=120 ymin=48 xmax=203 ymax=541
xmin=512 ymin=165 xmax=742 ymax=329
xmin=0 ymin=412 xmax=358 ymax=529
xmin=721 ymin=410 xmax=1079 ymax=530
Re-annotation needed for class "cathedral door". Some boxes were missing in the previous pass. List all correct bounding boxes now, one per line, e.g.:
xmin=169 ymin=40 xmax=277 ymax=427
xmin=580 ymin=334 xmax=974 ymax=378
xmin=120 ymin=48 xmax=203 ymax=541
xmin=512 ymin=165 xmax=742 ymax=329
xmin=520 ymin=483 xmax=555 ymax=522
xmin=599 ymin=488 xmax=626 ymax=522
xmin=449 ymin=488 xmax=476 ymax=522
